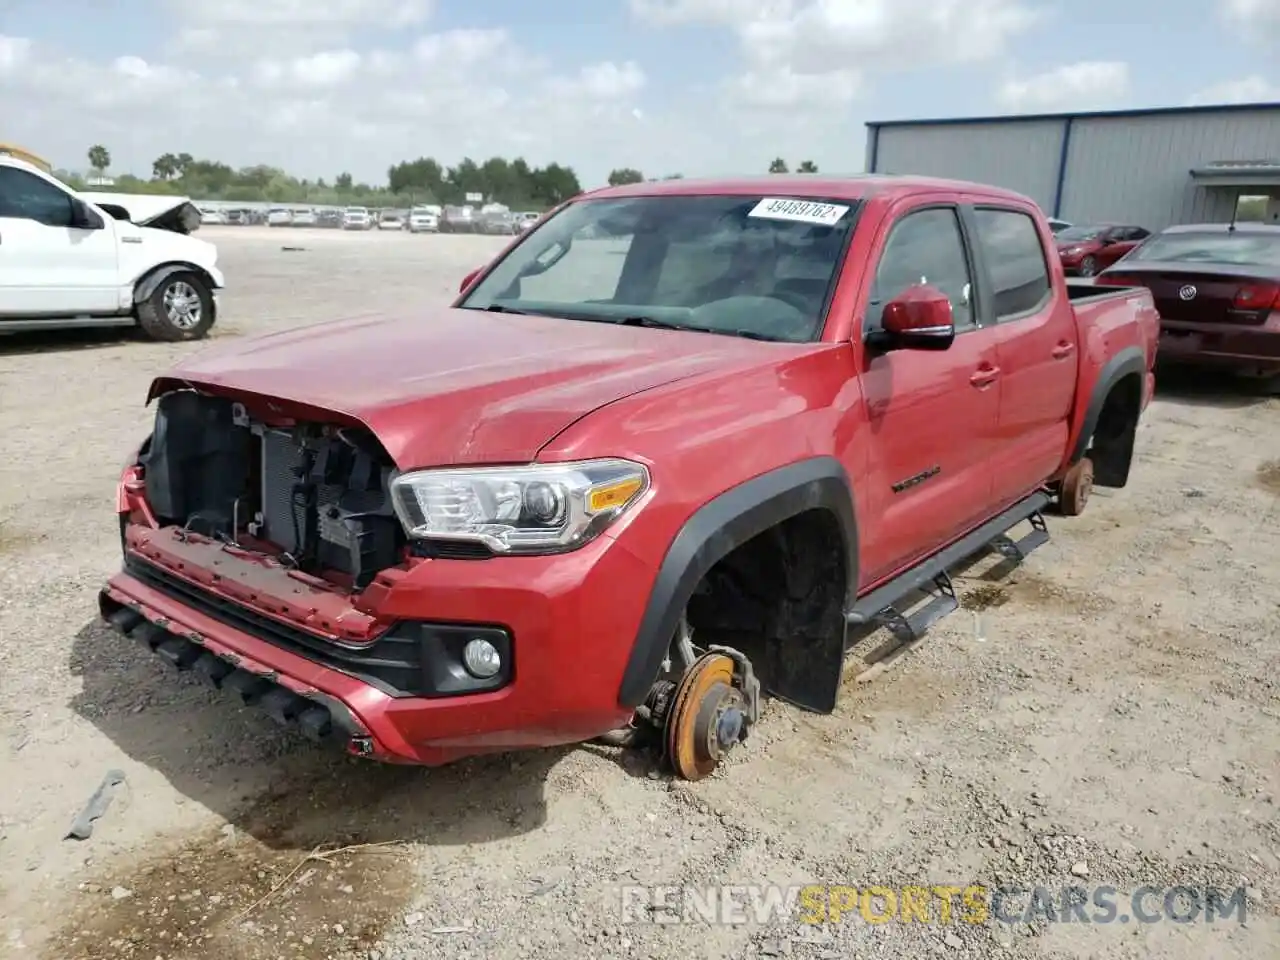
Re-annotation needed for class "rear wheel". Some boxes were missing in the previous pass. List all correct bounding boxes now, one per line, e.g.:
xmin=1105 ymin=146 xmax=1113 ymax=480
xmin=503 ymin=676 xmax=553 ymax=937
xmin=1055 ymin=457 xmax=1094 ymax=516
xmin=1079 ymin=256 xmax=1098 ymax=278
xmin=136 ymin=272 xmax=215 ymax=342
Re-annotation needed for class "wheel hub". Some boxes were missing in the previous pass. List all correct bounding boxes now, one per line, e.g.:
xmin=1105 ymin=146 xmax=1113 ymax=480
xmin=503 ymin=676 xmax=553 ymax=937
xmin=664 ymin=652 xmax=752 ymax=781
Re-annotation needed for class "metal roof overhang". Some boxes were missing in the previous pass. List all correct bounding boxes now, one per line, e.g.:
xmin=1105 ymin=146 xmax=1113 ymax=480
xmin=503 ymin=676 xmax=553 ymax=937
xmin=1190 ymin=162 xmax=1280 ymax=188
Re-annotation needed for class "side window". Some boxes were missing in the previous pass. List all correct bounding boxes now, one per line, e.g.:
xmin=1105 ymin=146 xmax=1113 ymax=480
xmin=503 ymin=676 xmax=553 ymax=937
xmin=971 ymin=208 xmax=1051 ymax=320
xmin=866 ymin=208 xmax=975 ymax=332
xmin=1127 ymin=227 xmax=1150 ymax=241
xmin=0 ymin=168 xmax=75 ymax=228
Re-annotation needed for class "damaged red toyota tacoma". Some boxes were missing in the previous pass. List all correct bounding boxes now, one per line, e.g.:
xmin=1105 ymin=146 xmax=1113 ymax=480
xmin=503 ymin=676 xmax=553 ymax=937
xmin=101 ymin=175 xmax=1160 ymax=780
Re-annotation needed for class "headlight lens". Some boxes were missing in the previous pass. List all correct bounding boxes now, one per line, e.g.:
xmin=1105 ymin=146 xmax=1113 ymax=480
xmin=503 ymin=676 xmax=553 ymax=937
xmin=389 ymin=458 xmax=650 ymax=554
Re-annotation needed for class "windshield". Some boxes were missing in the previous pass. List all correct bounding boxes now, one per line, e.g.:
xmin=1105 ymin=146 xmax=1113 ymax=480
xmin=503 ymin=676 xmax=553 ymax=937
xmin=458 ymin=194 xmax=859 ymax=342
xmin=1056 ymin=226 xmax=1103 ymax=241
xmin=1128 ymin=230 xmax=1280 ymax=267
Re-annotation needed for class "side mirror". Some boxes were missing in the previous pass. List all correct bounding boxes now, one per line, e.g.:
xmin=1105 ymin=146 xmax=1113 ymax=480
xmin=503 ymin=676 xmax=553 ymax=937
xmin=460 ymin=268 xmax=482 ymax=293
xmin=876 ymin=285 xmax=955 ymax=351
xmin=71 ymin=199 xmax=104 ymax=230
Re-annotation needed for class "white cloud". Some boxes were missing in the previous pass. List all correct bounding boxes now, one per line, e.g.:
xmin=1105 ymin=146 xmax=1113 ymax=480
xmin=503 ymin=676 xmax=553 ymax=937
xmin=574 ymin=61 xmax=647 ymax=99
xmin=0 ymin=25 xmax=669 ymax=187
xmin=996 ymin=61 xmax=1131 ymax=112
xmin=1189 ymin=75 xmax=1280 ymax=104
xmin=173 ymin=0 xmax=433 ymax=56
xmin=0 ymin=2 xmax=1064 ymax=191
xmin=179 ymin=0 xmax=433 ymax=27
xmin=0 ymin=34 xmax=31 ymax=74
xmin=413 ymin=28 xmax=509 ymax=65
xmin=254 ymin=49 xmax=363 ymax=89
xmin=632 ymin=0 xmax=1040 ymax=110
xmin=1221 ymin=0 xmax=1280 ymax=27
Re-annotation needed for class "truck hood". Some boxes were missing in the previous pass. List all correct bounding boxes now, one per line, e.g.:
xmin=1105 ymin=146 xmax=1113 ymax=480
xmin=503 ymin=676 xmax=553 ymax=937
xmin=147 ymin=308 xmax=789 ymax=468
xmin=81 ymin=192 xmax=203 ymax=234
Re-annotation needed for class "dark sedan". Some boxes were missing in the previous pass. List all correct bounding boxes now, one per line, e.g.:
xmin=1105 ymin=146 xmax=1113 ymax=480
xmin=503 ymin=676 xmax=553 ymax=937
xmin=1095 ymin=222 xmax=1280 ymax=386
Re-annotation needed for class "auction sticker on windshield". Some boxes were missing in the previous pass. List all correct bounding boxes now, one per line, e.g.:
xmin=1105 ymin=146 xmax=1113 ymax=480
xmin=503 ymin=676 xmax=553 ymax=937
xmin=748 ymin=198 xmax=850 ymax=226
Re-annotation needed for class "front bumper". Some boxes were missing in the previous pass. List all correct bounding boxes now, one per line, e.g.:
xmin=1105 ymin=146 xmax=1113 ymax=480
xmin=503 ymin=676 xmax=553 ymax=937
xmin=101 ymin=522 xmax=650 ymax=765
xmin=1157 ymin=316 xmax=1280 ymax=374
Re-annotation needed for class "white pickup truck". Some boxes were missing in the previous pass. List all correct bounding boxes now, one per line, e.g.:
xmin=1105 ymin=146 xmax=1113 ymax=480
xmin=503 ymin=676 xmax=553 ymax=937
xmin=0 ymin=154 xmax=225 ymax=341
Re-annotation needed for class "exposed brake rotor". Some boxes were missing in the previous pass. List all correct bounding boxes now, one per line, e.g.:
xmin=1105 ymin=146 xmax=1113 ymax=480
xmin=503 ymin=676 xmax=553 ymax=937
xmin=664 ymin=651 xmax=754 ymax=781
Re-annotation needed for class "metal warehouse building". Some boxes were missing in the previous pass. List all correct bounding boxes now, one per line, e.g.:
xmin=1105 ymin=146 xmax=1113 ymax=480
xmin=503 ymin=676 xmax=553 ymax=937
xmin=864 ymin=102 xmax=1280 ymax=231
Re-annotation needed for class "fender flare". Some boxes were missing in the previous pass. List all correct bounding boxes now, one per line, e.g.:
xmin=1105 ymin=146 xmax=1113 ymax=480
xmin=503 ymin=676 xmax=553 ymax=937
xmin=616 ymin=456 xmax=859 ymax=708
xmin=1069 ymin=346 xmax=1145 ymax=465
xmin=132 ymin=262 xmax=218 ymax=306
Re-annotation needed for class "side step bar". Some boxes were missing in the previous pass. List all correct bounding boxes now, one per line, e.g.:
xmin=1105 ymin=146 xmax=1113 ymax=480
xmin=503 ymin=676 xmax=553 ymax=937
xmin=846 ymin=491 xmax=1051 ymax=644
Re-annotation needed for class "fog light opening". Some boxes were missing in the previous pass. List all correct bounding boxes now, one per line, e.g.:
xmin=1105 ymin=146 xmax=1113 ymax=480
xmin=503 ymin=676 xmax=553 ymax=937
xmin=462 ymin=638 xmax=502 ymax=679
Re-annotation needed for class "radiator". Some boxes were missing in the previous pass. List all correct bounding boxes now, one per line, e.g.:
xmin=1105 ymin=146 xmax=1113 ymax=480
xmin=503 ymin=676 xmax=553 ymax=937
xmin=258 ymin=429 xmax=389 ymax=572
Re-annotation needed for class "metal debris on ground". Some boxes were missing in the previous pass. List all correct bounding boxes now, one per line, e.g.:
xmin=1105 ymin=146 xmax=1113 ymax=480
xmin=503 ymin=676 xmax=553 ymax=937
xmin=65 ymin=770 xmax=126 ymax=841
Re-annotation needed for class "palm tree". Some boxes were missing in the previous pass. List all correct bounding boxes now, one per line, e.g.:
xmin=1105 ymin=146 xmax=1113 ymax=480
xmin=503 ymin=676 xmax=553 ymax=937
xmin=87 ymin=145 xmax=111 ymax=178
xmin=152 ymin=153 xmax=178 ymax=180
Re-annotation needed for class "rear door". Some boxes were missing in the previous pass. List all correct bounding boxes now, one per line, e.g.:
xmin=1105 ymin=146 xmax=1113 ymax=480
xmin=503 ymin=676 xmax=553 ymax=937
xmin=855 ymin=201 xmax=1002 ymax=585
xmin=967 ymin=205 xmax=1078 ymax=508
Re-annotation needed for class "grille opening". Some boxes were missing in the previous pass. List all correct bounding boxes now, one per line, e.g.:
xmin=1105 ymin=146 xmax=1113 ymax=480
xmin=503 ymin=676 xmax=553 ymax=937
xmin=138 ymin=390 xmax=413 ymax=590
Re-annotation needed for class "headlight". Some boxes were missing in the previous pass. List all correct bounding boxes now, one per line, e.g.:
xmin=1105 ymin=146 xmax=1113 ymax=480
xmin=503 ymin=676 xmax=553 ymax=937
xmin=389 ymin=458 xmax=650 ymax=555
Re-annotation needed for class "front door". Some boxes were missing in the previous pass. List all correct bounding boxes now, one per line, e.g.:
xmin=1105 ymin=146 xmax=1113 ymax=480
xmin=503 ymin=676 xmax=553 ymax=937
xmin=968 ymin=205 xmax=1078 ymax=507
xmin=856 ymin=203 xmax=1002 ymax=587
xmin=0 ymin=165 xmax=119 ymax=316
xmin=1097 ymin=226 xmax=1145 ymax=269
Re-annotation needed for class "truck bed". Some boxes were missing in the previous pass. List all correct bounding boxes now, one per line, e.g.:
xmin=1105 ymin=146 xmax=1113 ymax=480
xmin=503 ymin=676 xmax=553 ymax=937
xmin=1065 ymin=278 xmax=1137 ymax=302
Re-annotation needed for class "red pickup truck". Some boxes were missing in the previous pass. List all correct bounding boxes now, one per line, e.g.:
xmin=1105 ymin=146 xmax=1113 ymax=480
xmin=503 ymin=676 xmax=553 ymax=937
xmin=101 ymin=175 xmax=1159 ymax=780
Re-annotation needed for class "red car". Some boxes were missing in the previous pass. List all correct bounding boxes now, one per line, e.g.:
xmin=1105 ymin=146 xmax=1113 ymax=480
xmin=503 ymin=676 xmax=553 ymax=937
xmin=1096 ymin=222 xmax=1280 ymax=388
xmin=101 ymin=175 xmax=1159 ymax=780
xmin=1055 ymin=223 xmax=1151 ymax=277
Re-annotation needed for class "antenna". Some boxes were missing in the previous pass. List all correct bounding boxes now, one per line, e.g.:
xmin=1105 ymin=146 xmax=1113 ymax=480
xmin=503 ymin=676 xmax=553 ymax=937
xmin=1229 ymin=187 xmax=1240 ymax=233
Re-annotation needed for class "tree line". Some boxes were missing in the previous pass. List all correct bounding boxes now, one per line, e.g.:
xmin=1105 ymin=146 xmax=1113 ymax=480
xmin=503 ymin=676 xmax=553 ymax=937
xmin=69 ymin=143 xmax=586 ymax=210
xmin=64 ymin=145 xmax=821 ymax=208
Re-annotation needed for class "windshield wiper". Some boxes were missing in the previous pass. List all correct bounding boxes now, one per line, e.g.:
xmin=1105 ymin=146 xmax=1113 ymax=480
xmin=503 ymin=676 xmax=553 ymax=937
xmin=483 ymin=304 xmax=532 ymax=314
xmin=616 ymin=314 xmax=688 ymax=331
xmin=617 ymin=315 xmax=777 ymax=342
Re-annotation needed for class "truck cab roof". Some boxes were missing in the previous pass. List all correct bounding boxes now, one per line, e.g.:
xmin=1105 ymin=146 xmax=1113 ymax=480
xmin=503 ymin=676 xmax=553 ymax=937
xmin=581 ymin=173 xmax=1038 ymax=207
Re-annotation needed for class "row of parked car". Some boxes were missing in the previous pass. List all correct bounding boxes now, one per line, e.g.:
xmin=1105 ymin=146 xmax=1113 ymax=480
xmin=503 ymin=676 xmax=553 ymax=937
xmin=1054 ymin=214 xmax=1280 ymax=384
xmin=197 ymin=204 xmax=542 ymax=235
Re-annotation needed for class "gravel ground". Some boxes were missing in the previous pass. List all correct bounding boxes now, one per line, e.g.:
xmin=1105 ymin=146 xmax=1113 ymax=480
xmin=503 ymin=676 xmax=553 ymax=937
xmin=1 ymin=227 xmax=1277 ymax=960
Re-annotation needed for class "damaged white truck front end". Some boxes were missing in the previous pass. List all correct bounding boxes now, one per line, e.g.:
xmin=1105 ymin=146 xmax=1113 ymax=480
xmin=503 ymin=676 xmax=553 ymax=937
xmin=0 ymin=158 xmax=224 ymax=341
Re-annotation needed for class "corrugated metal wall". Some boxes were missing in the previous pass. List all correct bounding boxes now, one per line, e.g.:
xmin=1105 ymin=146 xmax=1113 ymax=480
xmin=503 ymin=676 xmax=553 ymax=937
xmin=866 ymin=107 xmax=1280 ymax=231
xmin=1061 ymin=110 xmax=1280 ymax=228
xmin=870 ymin=120 xmax=1066 ymax=211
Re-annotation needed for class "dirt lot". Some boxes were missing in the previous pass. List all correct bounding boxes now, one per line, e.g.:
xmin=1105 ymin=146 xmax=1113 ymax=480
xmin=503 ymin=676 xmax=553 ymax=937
xmin=1 ymin=227 xmax=1277 ymax=960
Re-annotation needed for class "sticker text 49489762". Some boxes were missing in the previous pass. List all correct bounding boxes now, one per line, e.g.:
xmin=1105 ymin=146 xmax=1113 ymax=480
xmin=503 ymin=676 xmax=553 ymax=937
xmin=747 ymin=198 xmax=850 ymax=226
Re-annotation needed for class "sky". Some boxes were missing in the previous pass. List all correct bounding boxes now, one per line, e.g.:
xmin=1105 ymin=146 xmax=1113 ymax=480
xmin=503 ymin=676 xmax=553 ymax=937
xmin=1 ymin=0 xmax=1277 ymax=189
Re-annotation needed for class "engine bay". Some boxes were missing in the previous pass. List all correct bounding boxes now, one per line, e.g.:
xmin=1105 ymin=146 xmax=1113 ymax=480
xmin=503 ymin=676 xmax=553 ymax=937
xmin=137 ymin=389 xmax=403 ymax=589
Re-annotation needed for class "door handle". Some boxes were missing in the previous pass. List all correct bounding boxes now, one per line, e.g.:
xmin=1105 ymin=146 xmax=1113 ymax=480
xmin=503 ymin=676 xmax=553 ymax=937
xmin=969 ymin=365 xmax=1000 ymax=388
xmin=1051 ymin=341 xmax=1075 ymax=359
